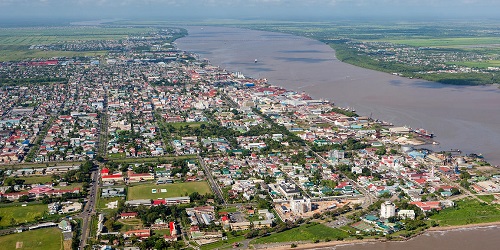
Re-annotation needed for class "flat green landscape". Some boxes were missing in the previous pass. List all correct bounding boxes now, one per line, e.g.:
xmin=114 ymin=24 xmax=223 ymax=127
xmin=430 ymin=198 xmax=500 ymax=226
xmin=378 ymin=37 xmax=500 ymax=48
xmin=108 ymin=155 xmax=195 ymax=164
xmin=127 ymin=181 xmax=211 ymax=200
xmin=0 ymin=26 xmax=154 ymax=61
xmin=19 ymin=176 xmax=53 ymax=185
xmin=0 ymin=227 xmax=62 ymax=250
xmin=169 ymin=122 xmax=209 ymax=129
xmin=251 ymin=223 xmax=350 ymax=244
xmin=0 ymin=203 xmax=48 ymax=227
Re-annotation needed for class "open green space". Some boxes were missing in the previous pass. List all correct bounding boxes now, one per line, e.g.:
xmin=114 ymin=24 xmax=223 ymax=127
xmin=108 ymin=152 xmax=126 ymax=159
xmin=0 ymin=227 xmax=62 ymax=250
xmin=127 ymin=181 xmax=211 ymax=200
xmin=219 ymin=207 xmax=238 ymax=213
xmin=477 ymin=195 xmax=496 ymax=203
xmin=0 ymin=203 xmax=48 ymax=227
xmin=251 ymin=223 xmax=350 ymax=244
xmin=56 ymin=182 xmax=83 ymax=190
xmin=0 ymin=161 xmax=85 ymax=170
xmin=97 ymin=196 xmax=124 ymax=211
xmin=430 ymin=198 xmax=500 ymax=226
xmin=201 ymin=235 xmax=246 ymax=250
xmin=108 ymin=155 xmax=196 ymax=164
xmin=169 ymin=122 xmax=209 ymax=129
xmin=0 ymin=49 xmax=106 ymax=62
xmin=0 ymin=27 xmax=155 ymax=45
xmin=377 ymin=37 xmax=500 ymax=48
xmin=0 ymin=26 xmax=154 ymax=61
xmin=19 ymin=176 xmax=53 ymax=185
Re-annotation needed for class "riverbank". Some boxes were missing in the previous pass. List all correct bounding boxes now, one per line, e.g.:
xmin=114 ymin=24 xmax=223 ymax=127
xmin=177 ymin=26 xmax=500 ymax=165
xmin=255 ymin=221 xmax=500 ymax=250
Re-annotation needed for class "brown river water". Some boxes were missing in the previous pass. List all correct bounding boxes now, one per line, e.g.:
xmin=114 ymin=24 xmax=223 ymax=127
xmin=176 ymin=26 xmax=500 ymax=250
xmin=176 ymin=26 xmax=500 ymax=165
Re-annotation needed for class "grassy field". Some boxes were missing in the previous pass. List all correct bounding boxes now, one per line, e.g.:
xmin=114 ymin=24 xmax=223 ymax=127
xmin=20 ymin=175 xmax=53 ymax=185
xmin=201 ymin=235 xmax=246 ymax=250
xmin=0 ymin=26 xmax=154 ymax=61
xmin=251 ymin=223 xmax=350 ymax=244
xmin=0 ymin=27 xmax=155 ymax=45
xmin=0 ymin=161 xmax=85 ymax=170
xmin=373 ymin=37 xmax=500 ymax=48
xmin=430 ymin=198 xmax=500 ymax=226
xmin=0 ymin=49 xmax=106 ymax=62
xmin=0 ymin=227 xmax=62 ymax=250
xmin=108 ymin=152 xmax=126 ymax=159
xmin=108 ymin=155 xmax=196 ymax=164
xmin=169 ymin=122 xmax=209 ymax=129
xmin=97 ymin=196 xmax=124 ymax=211
xmin=127 ymin=181 xmax=211 ymax=200
xmin=477 ymin=195 xmax=496 ymax=203
xmin=0 ymin=203 xmax=48 ymax=227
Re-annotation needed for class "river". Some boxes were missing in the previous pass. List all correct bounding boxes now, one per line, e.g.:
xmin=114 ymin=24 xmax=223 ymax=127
xmin=176 ymin=26 xmax=500 ymax=165
xmin=335 ymin=225 xmax=500 ymax=250
xmin=176 ymin=26 xmax=500 ymax=249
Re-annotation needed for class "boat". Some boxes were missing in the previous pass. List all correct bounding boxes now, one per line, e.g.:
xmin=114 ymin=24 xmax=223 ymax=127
xmin=254 ymin=59 xmax=258 ymax=63
xmin=414 ymin=128 xmax=434 ymax=138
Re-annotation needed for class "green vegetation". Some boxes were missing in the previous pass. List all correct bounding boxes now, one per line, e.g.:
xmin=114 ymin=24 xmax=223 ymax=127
xmin=19 ymin=176 xmax=53 ymax=185
xmin=127 ymin=181 xmax=212 ymax=200
xmin=97 ymin=197 xmax=124 ymax=211
xmin=379 ymin=37 xmax=500 ymax=48
xmin=0 ymin=203 xmax=48 ymax=227
xmin=108 ymin=155 xmax=195 ymax=164
xmin=0 ymin=26 xmax=186 ymax=61
xmin=201 ymin=235 xmax=246 ymax=250
xmin=251 ymin=223 xmax=349 ymax=244
xmin=477 ymin=195 xmax=495 ymax=203
xmin=430 ymin=198 xmax=500 ymax=226
xmin=0 ymin=227 xmax=62 ymax=250
xmin=169 ymin=122 xmax=209 ymax=129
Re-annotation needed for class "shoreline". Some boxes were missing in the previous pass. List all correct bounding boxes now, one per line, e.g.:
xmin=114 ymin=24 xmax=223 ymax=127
xmin=256 ymin=221 xmax=500 ymax=250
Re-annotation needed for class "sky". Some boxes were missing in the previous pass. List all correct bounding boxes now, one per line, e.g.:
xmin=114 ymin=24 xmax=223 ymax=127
xmin=0 ymin=0 xmax=499 ymax=22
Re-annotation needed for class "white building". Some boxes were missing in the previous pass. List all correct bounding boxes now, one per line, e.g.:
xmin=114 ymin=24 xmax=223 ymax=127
xmin=380 ymin=201 xmax=396 ymax=219
xmin=290 ymin=197 xmax=311 ymax=214
xmin=397 ymin=210 xmax=416 ymax=220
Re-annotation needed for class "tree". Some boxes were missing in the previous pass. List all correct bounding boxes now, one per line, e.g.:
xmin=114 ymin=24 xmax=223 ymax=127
xmin=450 ymin=187 xmax=461 ymax=195
xmin=18 ymin=195 xmax=30 ymax=202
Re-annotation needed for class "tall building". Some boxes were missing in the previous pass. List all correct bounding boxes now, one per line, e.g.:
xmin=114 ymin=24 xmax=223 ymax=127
xmin=290 ymin=197 xmax=312 ymax=214
xmin=380 ymin=201 xmax=396 ymax=219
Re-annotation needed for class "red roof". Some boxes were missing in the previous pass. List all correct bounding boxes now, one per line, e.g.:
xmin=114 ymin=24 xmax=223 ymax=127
xmin=153 ymin=199 xmax=167 ymax=206
xmin=101 ymin=167 xmax=109 ymax=174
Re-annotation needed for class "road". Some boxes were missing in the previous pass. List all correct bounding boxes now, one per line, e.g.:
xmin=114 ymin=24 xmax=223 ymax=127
xmin=197 ymin=155 xmax=227 ymax=205
xmin=78 ymin=163 xmax=100 ymax=250
xmin=305 ymin=145 xmax=376 ymax=208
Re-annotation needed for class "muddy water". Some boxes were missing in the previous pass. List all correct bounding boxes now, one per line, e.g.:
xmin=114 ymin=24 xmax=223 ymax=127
xmin=176 ymin=26 xmax=500 ymax=165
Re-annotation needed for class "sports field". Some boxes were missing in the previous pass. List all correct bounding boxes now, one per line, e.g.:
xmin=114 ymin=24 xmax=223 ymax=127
xmin=0 ymin=227 xmax=62 ymax=250
xmin=0 ymin=204 xmax=48 ymax=227
xmin=127 ymin=181 xmax=212 ymax=200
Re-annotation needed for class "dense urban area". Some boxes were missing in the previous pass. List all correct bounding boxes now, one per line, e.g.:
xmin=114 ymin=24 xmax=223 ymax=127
xmin=0 ymin=25 xmax=500 ymax=250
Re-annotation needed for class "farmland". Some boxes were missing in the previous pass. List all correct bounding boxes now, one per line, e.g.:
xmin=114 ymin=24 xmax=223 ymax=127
xmin=127 ymin=181 xmax=212 ymax=200
xmin=0 ymin=26 xmax=155 ymax=61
